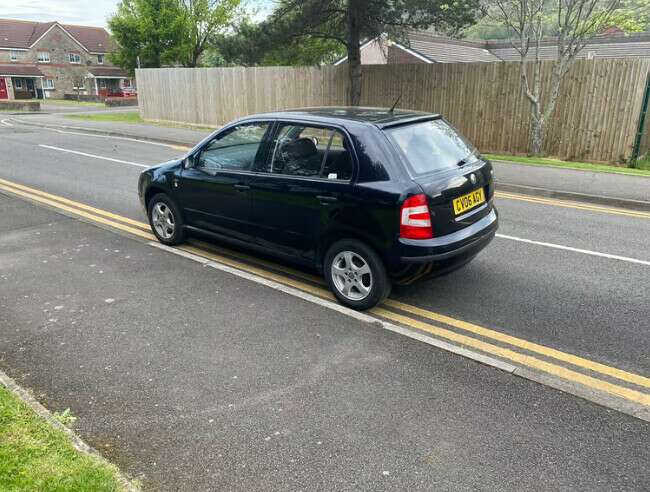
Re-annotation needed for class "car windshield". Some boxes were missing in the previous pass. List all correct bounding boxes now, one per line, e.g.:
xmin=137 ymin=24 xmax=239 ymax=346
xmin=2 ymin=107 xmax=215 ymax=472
xmin=385 ymin=119 xmax=478 ymax=175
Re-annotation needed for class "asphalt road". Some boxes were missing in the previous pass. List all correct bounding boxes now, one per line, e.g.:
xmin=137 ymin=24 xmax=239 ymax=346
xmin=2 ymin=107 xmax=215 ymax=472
xmin=1 ymin=194 xmax=649 ymax=491
xmin=1 ymin=121 xmax=649 ymax=490
xmin=1 ymin=122 xmax=648 ymax=374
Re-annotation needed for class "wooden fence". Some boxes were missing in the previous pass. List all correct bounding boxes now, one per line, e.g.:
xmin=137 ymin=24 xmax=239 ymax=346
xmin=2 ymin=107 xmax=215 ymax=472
xmin=136 ymin=58 xmax=650 ymax=163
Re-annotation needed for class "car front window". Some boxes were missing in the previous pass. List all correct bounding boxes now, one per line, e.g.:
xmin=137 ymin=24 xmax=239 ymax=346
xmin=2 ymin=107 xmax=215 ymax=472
xmin=385 ymin=119 xmax=478 ymax=176
xmin=197 ymin=123 xmax=269 ymax=172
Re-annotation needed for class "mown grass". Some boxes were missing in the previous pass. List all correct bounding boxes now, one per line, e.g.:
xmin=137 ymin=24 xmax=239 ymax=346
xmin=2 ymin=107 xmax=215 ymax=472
xmin=64 ymin=111 xmax=215 ymax=131
xmin=485 ymin=153 xmax=650 ymax=177
xmin=65 ymin=112 xmax=143 ymax=123
xmin=0 ymin=384 xmax=128 ymax=491
xmin=46 ymin=99 xmax=106 ymax=107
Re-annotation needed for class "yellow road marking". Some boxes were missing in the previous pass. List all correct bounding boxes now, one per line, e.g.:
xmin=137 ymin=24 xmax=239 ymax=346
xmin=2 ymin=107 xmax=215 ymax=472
xmin=384 ymin=300 xmax=650 ymax=389
xmin=495 ymin=191 xmax=650 ymax=219
xmin=373 ymin=308 xmax=650 ymax=406
xmin=189 ymin=239 xmax=324 ymax=285
xmin=0 ymin=177 xmax=150 ymax=230
xmin=180 ymin=245 xmax=334 ymax=300
xmin=2 ymin=177 xmax=649 ymax=406
xmin=0 ymin=183 xmax=155 ymax=240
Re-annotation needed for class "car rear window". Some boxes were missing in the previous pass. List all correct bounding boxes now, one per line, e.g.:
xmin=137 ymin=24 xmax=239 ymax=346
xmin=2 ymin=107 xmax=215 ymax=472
xmin=385 ymin=119 xmax=478 ymax=176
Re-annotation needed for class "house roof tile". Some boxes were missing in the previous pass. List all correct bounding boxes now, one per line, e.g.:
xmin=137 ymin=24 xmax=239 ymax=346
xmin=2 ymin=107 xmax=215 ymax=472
xmin=88 ymin=66 xmax=128 ymax=78
xmin=0 ymin=64 xmax=44 ymax=76
xmin=0 ymin=18 xmax=113 ymax=53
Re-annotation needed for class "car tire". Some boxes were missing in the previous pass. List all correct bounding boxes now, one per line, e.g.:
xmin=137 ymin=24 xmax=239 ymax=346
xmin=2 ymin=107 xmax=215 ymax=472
xmin=147 ymin=193 xmax=186 ymax=245
xmin=324 ymin=239 xmax=391 ymax=310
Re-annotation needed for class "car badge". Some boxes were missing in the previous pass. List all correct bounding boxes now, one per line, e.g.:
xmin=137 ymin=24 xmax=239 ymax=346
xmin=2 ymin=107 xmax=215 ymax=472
xmin=469 ymin=173 xmax=477 ymax=185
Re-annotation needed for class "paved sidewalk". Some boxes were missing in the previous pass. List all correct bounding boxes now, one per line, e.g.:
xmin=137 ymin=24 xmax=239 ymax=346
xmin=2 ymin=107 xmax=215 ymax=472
xmin=493 ymin=160 xmax=650 ymax=206
xmin=10 ymin=112 xmax=649 ymax=209
xmin=2 ymin=192 xmax=649 ymax=491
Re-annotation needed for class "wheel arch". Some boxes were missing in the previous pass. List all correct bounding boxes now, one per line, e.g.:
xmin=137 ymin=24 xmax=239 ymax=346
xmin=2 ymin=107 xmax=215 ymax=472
xmin=316 ymin=228 xmax=388 ymax=273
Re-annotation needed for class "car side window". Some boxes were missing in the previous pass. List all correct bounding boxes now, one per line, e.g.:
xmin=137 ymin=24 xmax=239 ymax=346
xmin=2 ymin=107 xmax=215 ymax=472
xmin=264 ymin=124 xmax=353 ymax=181
xmin=196 ymin=122 xmax=269 ymax=173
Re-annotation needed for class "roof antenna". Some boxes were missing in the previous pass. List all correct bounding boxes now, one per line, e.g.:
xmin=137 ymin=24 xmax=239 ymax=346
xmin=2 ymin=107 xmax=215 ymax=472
xmin=389 ymin=93 xmax=402 ymax=114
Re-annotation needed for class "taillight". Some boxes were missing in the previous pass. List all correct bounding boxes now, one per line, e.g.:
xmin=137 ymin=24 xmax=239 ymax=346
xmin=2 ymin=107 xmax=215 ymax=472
xmin=400 ymin=194 xmax=433 ymax=239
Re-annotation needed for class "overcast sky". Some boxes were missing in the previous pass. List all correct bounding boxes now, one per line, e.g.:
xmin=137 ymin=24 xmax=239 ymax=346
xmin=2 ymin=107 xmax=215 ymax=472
xmin=0 ymin=0 xmax=272 ymax=28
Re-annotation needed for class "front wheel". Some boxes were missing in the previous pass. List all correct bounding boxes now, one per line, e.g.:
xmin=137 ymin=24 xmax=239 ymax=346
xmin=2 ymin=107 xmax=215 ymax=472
xmin=324 ymin=239 xmax=391 ymax=310
xmin=147 ymin=193 xmax=186 ymax=245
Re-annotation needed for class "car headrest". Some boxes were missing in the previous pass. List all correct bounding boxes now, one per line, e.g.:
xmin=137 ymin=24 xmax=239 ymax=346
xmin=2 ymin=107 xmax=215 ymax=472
xmin=284 ymin=138 xmax=317 ymax=159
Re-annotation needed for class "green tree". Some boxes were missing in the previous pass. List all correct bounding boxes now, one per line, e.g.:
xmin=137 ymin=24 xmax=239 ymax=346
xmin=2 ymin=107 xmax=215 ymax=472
xmin=109 ymin=0 xmax=240 ymax=71
xmin=176 ymin=0 xmax=242 ymax=67
xmin=210 ymin=18 xmax=345 ymax=66
xmin=108 ymin=0 xmax=186 ymax=71
xmin=261 ymin=0 xmax=481 ymax=105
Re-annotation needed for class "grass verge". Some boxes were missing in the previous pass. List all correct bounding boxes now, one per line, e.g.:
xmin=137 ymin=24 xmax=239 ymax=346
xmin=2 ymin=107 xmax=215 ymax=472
xmin=485 ymin=153 xmax=650 ymax=177
xmin=64 ymin=112 xmax=215 ymax=131
xmin=0 ymin=384 xmax=128 ymax=491
xmin=46 ymin=99 xmax=106 ymax=107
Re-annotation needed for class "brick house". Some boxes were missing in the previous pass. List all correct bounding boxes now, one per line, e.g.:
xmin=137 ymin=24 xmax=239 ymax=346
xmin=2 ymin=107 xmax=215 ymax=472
xmin=0 ymin=18 xmax=134 ymax=100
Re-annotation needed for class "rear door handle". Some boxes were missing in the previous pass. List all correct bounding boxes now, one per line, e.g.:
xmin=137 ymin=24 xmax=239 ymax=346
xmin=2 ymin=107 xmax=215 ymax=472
xmin=317 ymin=195 xmax=338 ymax=204
xmin=234 ymin=184 xmax=250 ymax=191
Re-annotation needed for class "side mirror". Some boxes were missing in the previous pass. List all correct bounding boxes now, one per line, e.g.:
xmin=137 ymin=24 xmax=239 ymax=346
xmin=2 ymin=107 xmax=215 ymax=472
xmin=184 ymin=155 xmax=195 ymax=169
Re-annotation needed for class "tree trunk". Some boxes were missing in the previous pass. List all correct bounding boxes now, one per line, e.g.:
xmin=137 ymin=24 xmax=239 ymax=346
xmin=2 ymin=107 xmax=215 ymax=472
xmin=529 ymin=112 xmax=545 ymax=156
xmin=346 ymin=1 xmax=362 ymax=106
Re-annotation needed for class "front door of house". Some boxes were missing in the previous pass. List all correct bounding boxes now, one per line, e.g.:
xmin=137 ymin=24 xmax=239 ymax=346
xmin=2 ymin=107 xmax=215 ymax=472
xmin=0 ymin=79 xmax=8 ymax=99
xmin=26 ymin=79 xmax=35 ymax=98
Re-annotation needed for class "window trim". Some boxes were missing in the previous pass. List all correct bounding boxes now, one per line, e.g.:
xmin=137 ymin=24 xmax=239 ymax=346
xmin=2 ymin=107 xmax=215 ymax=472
xmin=43 ymin=79 xmax=55 ymax=90
xmin=10 ymin=50 xmax=18 ymax=62
xmin=97 ymin=54 xmax=104 ymax=64
xmin=14 ymin=78 xmax=23 ymax=89
xmin=68 ymin=52 xmax=81 ymax=64
xmin=37 ymin=51 xmax=50 ymax=63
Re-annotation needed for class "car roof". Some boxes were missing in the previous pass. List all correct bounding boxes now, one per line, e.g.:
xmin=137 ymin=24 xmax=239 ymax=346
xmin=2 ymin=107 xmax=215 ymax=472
xmin=241 ymin=106 xmax=440 ymax=129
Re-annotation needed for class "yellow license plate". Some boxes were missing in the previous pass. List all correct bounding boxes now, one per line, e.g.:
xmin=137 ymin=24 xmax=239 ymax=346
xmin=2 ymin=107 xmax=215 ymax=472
xmin=453 ymin=188 xmax=485 ymax=215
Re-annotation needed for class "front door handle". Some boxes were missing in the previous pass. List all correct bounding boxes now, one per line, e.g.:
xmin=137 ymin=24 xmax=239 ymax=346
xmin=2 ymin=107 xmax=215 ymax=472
xmin=317 ymin=195 xmax=338 ymax=204
xmin=234 ymin=184 xmax=250 ymax=191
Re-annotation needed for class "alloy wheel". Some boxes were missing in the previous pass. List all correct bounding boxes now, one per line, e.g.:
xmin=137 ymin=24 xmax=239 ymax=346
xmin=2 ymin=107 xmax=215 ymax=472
xmin=331 ymin=251 xmax=373 ymax=301
xmin=151 ymin=202 xmax=175 ymax=240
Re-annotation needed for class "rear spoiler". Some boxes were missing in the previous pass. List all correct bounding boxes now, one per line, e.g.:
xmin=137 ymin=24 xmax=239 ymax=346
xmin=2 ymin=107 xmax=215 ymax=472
xmin=377 ymin=114 xmax=442 ymax=130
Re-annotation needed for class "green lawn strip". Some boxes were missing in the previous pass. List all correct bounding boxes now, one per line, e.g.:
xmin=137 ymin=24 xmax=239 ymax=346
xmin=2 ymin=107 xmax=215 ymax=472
xmin=484 ymin=153 xmax=650 ymax=177
xmin=46 ymin=99 xmax=106 ymax=107
xmin=64 ymin=112 xmax=215 ymax=131
xmin=65 ymin=112 xmax=143 ymax=123
xmin=0 ymin=384 xmax=128 ymax=492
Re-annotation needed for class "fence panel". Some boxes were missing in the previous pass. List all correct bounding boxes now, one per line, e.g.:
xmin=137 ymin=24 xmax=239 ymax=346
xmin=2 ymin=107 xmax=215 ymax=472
xmin=136 ymin=58 xmax=650 ymax=162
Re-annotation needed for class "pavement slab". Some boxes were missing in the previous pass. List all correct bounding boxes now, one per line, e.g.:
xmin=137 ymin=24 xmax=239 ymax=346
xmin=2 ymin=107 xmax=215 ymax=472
xmin=1 ymin=194 xmax=648 ymax=491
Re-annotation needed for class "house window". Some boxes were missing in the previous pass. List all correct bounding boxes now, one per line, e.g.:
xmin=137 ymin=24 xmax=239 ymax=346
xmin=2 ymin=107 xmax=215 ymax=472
xmin=37 ymin=51 xmax=50 ymax=63
xmin=68 ymin=53 xmax=81 ymax=64
xmin=122 ymin=79 xmax=131 ymax=88
xmin=43 ymin=79 xmax=55 ymax=90
xmin=14 ymin=79 xmax=23 ymax=89
xmin=10 ymin=51 xmax=19 ymax=62
xmin=97 ymin=54 xmax=104 ymax=64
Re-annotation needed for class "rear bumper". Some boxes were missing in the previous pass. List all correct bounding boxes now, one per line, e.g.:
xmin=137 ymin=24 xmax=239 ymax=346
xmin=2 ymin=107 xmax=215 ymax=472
xmin=398 ymin=208 xmax=498 ymax=264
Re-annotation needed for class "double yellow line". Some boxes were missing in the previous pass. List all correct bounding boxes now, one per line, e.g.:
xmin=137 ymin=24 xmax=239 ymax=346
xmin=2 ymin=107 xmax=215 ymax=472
xmin=1 ymin=177 xmax=648 ymax=409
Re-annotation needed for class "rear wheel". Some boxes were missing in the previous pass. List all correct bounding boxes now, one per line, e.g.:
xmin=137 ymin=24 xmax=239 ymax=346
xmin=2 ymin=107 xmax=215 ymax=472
xmin=324 ymin=239 xmax=391 ymax=310
xmin=148 ymin=193 xmax=186 ymax=245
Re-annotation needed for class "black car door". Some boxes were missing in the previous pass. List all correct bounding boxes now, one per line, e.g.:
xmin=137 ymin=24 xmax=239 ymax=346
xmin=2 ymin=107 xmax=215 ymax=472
xmin=248 ymin=121 xmax=357 ymax=262
xmin=178 ymin=121 xmax=272 ymax=242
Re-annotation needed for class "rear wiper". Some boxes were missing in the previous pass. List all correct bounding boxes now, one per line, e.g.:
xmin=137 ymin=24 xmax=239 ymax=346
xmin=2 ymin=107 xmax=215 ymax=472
xmin=456 ymin=158 xmax=467 ymax=167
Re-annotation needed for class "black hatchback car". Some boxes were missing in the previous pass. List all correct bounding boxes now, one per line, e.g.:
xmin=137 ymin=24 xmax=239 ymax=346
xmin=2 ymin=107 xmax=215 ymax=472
xmin=138 ymin=107 xmax=498 ymax=310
